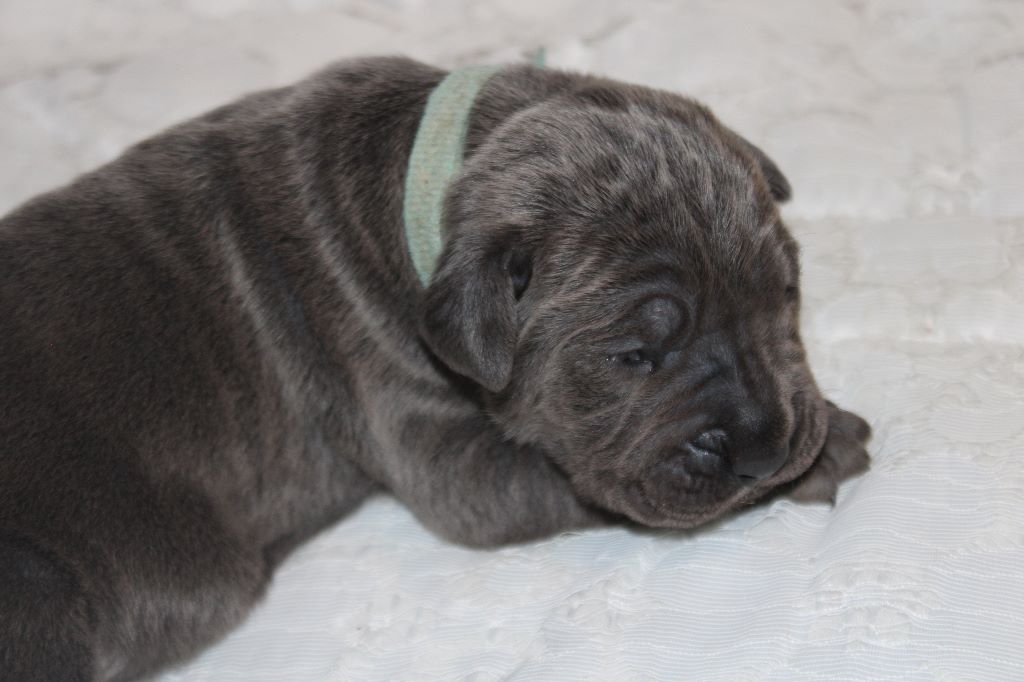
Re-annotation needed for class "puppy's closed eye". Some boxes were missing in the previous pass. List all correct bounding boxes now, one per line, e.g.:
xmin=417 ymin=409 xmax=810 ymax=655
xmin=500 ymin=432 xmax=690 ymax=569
xmin=609 ymin=347 xmax=657 ymax=373
xmin=605 ymin=296 xmax=686 ymax=375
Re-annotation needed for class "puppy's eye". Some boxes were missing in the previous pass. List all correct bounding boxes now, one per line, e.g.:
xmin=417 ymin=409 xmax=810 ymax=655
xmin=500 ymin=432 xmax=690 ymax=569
xmin=610 ymin=348 xmax=655 ymax=373
xmin=784 ymin=285 xmax=799 ymax=302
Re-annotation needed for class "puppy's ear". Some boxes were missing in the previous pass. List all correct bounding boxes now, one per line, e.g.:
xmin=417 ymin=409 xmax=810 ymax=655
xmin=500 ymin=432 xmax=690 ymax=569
xmin=729 ymin=132 xmax=792 ymax=202
xmin=418 ymin=235 xmax=522 ymax=392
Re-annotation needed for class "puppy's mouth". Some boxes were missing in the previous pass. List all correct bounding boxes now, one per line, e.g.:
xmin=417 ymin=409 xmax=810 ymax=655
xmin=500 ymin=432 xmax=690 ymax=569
xmin=621 ymin=474 xmax=749 ymax=529
xmin=616 ymin=444 xmax=745 ymax=528
xmin=615 ymin=395 xmax=829 ymax=529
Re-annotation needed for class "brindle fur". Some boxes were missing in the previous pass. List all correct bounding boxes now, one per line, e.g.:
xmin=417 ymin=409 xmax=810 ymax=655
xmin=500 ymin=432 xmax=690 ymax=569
xmin=0 ymin=57 xmax=869 ymax=680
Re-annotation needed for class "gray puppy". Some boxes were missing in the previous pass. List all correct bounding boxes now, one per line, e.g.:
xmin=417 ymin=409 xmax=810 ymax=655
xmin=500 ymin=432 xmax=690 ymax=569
xmin=0 ymin=57 xmax=870 ymax=680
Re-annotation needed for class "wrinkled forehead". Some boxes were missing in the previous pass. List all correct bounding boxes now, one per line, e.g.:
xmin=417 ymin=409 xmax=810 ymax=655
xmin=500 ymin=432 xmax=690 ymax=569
xmin=467 ymin=101 xmax=771 ymax=219
xmin=451 ymin=96 xmax=797 ymax=289
xmin=548 ymin=231 xmax=798 ymax=324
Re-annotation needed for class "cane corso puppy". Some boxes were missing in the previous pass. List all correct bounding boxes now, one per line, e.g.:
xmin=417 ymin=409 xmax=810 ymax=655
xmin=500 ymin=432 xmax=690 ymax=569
xmin=0 ymin=57 xmax=870 ymax=679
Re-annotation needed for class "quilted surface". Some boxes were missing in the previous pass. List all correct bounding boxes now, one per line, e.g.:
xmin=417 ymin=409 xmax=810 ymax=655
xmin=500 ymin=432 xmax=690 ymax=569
xmin=2 ymin=1 xmax=1021 ymax=679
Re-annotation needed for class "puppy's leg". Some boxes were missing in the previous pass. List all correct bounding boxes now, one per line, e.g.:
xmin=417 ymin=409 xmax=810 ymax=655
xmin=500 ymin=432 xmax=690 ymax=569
xmin=1 ymin=437 xmax=269 ymax=681
xmin=0 ymin=535 xmax=92 ymax=682
xmin=389 ymin=416 xmax=607 ymax=547
xmin=0 ymin=495 xmax=269 ymax=681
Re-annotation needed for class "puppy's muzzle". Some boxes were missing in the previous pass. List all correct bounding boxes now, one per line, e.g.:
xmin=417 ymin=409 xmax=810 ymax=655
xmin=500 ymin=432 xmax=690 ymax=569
xmin=687 ymin=422 xmax=789 ymax=483
xmin=649 ymin=405 xmax=791 ymax=499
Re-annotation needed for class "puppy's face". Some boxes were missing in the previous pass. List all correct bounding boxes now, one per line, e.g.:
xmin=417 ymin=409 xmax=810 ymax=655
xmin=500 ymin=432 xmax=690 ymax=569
xmin=421 ymin=83 xmax=832 ymax=528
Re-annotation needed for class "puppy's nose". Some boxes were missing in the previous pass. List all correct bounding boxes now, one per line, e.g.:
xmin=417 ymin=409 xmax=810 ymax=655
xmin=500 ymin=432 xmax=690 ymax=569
xmin=729 ymin=442 xmax=788 ymax=483
xmin=690 ymin=428 xmax=786 ymax=483
xmin=689 ymin=429 xmax=727 ymax=457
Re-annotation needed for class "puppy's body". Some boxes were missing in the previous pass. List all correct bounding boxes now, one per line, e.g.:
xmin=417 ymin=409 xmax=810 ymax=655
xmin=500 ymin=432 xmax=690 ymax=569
xmin=0 ymin=58 xmax=868 ymax=679
xmin=0 ymin=58 xmax=593 ymax=680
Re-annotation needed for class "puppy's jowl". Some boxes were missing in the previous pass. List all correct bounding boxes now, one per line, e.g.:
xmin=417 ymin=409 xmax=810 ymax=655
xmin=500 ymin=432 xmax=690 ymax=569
xmin=0 ymin=58 xmax=870 ymax=679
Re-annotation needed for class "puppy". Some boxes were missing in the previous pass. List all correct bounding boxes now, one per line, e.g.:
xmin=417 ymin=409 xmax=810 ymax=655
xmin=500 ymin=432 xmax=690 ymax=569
xmin=0 ymin=57 xmax=869 ymax=680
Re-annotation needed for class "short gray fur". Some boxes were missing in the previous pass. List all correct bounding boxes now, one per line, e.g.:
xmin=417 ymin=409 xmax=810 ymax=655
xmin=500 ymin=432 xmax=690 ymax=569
xmin=0 ymin=57 xmax=869 ymax=680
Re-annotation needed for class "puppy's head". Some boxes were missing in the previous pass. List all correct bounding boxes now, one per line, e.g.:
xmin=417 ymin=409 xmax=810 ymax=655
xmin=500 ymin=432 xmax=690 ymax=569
xmin=420 ymin=79 xmax=830 ymax=528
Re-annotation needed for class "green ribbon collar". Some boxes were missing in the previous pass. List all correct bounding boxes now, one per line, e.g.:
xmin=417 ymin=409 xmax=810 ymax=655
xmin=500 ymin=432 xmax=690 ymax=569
xmin=402 ymin=65 xmax=501 ymax=286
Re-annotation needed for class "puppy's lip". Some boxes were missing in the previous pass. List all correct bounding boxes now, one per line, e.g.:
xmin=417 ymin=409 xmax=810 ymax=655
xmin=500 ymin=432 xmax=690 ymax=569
xmin=622 ymin=478 xmax=736 ymax=529
xmin=624 ymin=480 xmax=661 ymax=519
xmin=765 ymin=392 xmax=830 ymax=487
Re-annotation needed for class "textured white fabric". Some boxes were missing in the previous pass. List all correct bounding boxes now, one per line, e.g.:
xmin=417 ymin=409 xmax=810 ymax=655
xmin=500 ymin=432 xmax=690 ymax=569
xmin=2 ymin=1 xmax=1021 ymax=680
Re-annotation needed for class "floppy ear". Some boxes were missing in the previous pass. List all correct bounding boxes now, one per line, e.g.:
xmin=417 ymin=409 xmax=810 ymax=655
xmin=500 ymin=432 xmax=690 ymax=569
xmin=729 ymin=132 xmax=792 ymax=202
xmin=418 ymin=234 xmax=519 ymax=392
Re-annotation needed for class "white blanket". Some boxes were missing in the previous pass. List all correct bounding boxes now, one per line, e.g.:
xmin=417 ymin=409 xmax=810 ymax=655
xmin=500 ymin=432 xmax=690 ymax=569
xmin=2 ymin=1 xmax=1020 ymax=679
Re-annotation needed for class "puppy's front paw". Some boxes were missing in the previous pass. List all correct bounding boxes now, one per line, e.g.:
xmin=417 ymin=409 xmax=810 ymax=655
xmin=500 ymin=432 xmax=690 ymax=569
xmin=788 ymin=402 xmax=871 ymax=505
